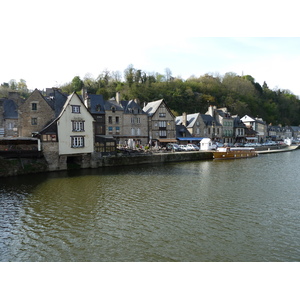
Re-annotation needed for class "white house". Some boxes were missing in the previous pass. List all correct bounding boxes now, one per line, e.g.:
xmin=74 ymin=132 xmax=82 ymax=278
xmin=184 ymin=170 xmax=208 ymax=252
xmin=57 ymin=92 xmax=95 ymax=155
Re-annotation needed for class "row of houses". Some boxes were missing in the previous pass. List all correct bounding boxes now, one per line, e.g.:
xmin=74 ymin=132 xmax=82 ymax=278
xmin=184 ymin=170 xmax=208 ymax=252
xmin=1 ymin=88 xmax=300 ymax=161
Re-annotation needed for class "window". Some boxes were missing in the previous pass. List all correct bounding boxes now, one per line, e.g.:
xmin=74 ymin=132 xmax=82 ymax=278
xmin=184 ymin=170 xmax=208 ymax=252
xmin=108 ymin=126 xmax=113 ymax=133
xmin=111 ymin=106 xmax=116 ymax=113
xmin=71 ymin=105 xmax=81 ymax=113
xmin=137 ymin=128 xmax=141 ymax=136
xmin=131 ymin=128 xmax=135 ymax=135
xmin=116 ymin=116 xmax=119 ymax=124
xmin=115 ymin=127 xmax=120 ymax=134
xmin=31 ymin=103 xmax=37 ymax=111
xmin=159 ymin=121 xmax=166 ymax=128
xmin=159 ymin=130 xmax=167 ymax=138
xmin=159 ymin=106 xmax=166 ymax=117
xmin=108 ymin=116 xmax=112 ymax=124
xmin=71 ymin=136 xmax=84 ymax=148
xmin=72 ymin=121 xmax=85 ymax=132
xmin=31 ymin=118 xmax=37 ymax=125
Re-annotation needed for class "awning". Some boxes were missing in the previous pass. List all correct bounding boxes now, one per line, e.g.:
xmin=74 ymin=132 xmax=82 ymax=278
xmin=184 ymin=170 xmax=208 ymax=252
xmin=177 ymin=137 xmax=204 ymax=141
xmin=158 ymin=139 xmax=178 ymax=143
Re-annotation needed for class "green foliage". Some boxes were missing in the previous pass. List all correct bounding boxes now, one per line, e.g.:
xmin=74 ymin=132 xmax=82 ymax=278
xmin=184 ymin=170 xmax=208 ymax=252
xmin=3 ymin=67 xmax=300 ymax=127
xmin=71 ymin=76 xmax=83 ymax=92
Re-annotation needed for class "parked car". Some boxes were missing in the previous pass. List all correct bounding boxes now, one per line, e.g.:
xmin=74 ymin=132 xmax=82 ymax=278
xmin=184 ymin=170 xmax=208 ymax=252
xmin=166 ymin=143 xmax=181 ymax=151
xmin=187 ymin=144 xmax=200 ymax=151
xmin=214 ymin=142 xmax=223 ymax=148
xmin=179 ymin=145 xmax=188 ymax=151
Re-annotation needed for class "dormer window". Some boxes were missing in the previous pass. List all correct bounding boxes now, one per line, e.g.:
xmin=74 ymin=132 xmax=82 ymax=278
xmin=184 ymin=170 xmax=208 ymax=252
xmin=95 ymin=104 xmax=101 ymax=111
xmin=72 ymin=105 xmax=81 ymax=113
xmin=111 ymin=106 xmax=116 ymax=113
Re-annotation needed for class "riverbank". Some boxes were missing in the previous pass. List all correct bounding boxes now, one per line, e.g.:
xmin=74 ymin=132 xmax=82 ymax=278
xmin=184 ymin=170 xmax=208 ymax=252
xmin=0 ymin=151 xmax=214 ymax=177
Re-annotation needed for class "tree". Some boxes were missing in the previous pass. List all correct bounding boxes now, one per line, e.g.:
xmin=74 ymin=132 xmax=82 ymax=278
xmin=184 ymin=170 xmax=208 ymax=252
xmin=71 ymin=76 xmax=83 ymax=92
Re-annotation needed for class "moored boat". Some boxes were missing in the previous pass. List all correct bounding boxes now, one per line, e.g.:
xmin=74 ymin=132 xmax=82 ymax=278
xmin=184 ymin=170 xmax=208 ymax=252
xmin=213 ymin=147 xmax=258 ymax=159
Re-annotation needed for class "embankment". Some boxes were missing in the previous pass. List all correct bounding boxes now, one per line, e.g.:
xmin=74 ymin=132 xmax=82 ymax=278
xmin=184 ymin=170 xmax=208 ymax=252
xmin=0 ymin=151 xmax=213 ymax=177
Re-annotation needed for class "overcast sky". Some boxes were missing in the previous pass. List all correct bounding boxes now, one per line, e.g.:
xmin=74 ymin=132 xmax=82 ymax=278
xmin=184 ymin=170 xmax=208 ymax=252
xmin=2 ymin=1 xmax=300 ymax=95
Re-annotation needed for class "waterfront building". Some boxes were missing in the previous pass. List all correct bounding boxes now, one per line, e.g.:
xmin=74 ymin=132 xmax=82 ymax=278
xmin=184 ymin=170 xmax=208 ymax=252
xmin=18 ymin=89 xmax=67 ymax=138
xmin=39 ymin=92 xmax=95 ymax=170
xmin=0 ymin=92 xmax=25 ymax=137
xmin=289 ymin=126 xmax=300 ymax=140
xmin=241 ymin=115 xmax=267 ymax=143
xmin=232 ymin=115 xmax=247 ymax=144
xmin=200 ymin=114 xmax=222 ymax=141
xmin=143 ymin=99 xmax=177 ymax=146
xmin=176 ymin=113 xmax=205 ymax=138
xmin=119 ymin=97 xmax=149 ymax=147
xmin=206 ymin=105 xmax=234 ymax=144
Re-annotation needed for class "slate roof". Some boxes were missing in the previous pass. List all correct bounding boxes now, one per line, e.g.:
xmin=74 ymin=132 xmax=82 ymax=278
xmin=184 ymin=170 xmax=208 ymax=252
xmin=120 ymin=100 xmax=147 ymax=114
xmin=176 ymin=124 xmax=192 ymax=138
xmin=200 ymin=114 xmax=222 ymax=126
xmin=87 ymin=94 xmax=106 ymax=114
xmin=176 ymin=113 xmax=200 ymax=128
xmin=2 ymin=99 xmax=18 ymax=119
xmin=142 ymin=99 xmax=164 ymax=116
xmin=233 ymin=116 xmax=247 ymax=128
xmin=44 ymin=89 xmax=68 ymax=117
xmin=105 ymin=99 xmax=123 ymax=111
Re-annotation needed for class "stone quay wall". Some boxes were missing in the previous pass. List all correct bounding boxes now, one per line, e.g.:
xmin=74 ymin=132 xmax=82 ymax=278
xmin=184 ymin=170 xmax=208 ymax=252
xmin=0 ymin=151 xmax=213 ymax=177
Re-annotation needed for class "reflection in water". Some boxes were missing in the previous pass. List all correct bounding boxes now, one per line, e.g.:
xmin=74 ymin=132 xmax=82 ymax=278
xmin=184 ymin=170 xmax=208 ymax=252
xmin=1 ymin=151 xmax=300 ymax=261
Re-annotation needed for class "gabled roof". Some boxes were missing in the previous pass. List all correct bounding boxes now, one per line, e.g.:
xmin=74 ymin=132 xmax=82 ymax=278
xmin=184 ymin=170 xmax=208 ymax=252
xmin=233 ymin=116 xmax=247 ymax=128
xmin=142 ymin=99 xmax=164 ymax=116
xmin=45 ymin=89 xmax=68 ymax=117
xmin=38 ymin=92 xmax=91 ymax=135
xmin=176 ymin=113 xmax=201 ymax=128
xmin=87 ymin=94 xmax=106 ymax=114
xmin=105 ymin=99 xmax=123 ymax=111
xmin=200 ymin=114 xmax=222 ymax=126
xmin=241 ymin=115 xmax=255 ymax=122
xmin=120 ymin=100 xmax=147 ymax=115
xmin=176 ymin=124 xmax=192 ymax=138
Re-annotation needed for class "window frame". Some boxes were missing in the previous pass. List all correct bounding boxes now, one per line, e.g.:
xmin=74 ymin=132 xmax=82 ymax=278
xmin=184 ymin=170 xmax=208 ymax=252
xmin=71 ymin=105 xmax=81 ymax=114
xmin=71 ymin=136 xmax=84 ymax=148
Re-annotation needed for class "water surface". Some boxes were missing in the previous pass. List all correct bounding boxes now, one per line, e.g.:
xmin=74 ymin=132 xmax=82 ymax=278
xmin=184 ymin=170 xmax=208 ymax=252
xmin=1 ymin=151 xmax=300 ymax=261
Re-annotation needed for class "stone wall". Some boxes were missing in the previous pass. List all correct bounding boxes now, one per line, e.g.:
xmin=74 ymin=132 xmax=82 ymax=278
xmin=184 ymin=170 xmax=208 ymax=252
xmin=0 ymin=151 xmax=214 ymax=177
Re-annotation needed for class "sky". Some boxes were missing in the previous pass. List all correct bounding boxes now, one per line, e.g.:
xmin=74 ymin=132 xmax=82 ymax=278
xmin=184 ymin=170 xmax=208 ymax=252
xmin=2 ymin=1 xmax=300 ymax=96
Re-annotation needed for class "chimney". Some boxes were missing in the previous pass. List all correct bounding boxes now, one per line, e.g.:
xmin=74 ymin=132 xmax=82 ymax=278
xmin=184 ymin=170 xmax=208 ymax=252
xmin=134 ymin=98 xmax=140 ymax=105
xmin=116 ymin=92 xmax=121 ymax=104
xmin=182 ymin=112 xmax=187 ymax=127
xmin=84 ymin=97 xmax=91 ymax=109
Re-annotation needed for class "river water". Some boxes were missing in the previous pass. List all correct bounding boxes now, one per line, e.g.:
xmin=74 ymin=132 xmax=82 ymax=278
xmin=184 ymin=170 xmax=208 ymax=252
xmin=1 ymin=150 xmax=300 ymax=262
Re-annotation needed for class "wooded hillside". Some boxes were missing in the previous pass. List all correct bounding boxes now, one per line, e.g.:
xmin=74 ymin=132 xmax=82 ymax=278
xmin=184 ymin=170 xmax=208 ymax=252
xmin=2 ymin=65 xmax=300 ymax=126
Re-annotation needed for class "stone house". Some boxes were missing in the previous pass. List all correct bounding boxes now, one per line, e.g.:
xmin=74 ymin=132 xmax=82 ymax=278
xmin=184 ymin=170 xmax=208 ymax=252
xmin=268 ymin=125 xmax=285 ymax=141
xmin=18 ymin=89 xmax=56 ymax=137
xmin=176 ymin=113 xmax=205 ymax=137
xmin=143 ymin=99 xmax=177 ymax=146
xmin=200 ymin=114 xmax=222 ymax=141
xmin=206 ymin=106 xmax=234 ymax=143
xmin=119 ymin=98 xmax=149 ymax=146
xmin=82 ymin=92 xmax=116 ymax=154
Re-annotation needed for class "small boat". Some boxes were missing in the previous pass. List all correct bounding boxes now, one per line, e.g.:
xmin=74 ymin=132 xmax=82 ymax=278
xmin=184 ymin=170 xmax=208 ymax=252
xmin=213 ymin=147 xmax=258 ymax=159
